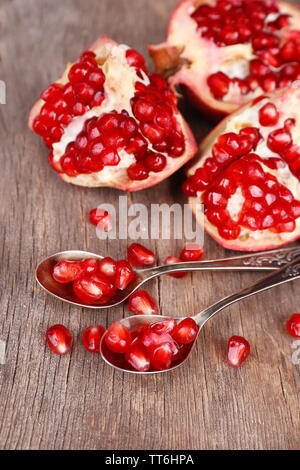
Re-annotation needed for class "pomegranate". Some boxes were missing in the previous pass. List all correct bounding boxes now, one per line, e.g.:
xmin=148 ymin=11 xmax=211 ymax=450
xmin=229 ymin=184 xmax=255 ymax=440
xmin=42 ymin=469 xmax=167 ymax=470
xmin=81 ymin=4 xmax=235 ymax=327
xmin=89 ymin=208 xmax=112 ymax=232
xmin=180 ymin=243 xmax=204 ymax=262
xmin=46 ymin=324 xmax=72 ymax=355
xmin=128 ymin=290 xmax=158 ymax=315
xmin=184 ymin=86 xmax=300 ymax=251
xmin=82 ymin=325 xmax=106 ymax=353
xmin=148 ymin=0 xmax=300 ymax=118
xmin=104 ymin=317 xmax=197 ymax=372
xmin=227 ymin=335 xmax=250 ymax=367
xmin=127 ymin=243 xmax=156 ymax=266
xmin=286 ymin=313 xmax=300 ymax=337
xmin=52 ymin=260 xmax=84 ymax=283
xmin=29 ymin=36 xmax=197 ymax=191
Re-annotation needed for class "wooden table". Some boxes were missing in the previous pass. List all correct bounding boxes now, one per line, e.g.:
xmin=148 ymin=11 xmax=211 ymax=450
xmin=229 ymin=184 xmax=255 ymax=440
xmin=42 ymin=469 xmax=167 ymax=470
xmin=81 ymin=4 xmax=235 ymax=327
xmin=1 ymin=0 xmax=299 ymax=450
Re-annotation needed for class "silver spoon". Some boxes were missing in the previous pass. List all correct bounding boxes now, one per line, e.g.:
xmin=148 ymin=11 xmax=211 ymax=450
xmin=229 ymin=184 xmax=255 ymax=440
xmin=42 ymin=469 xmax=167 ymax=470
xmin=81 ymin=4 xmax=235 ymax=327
xmin=100 ymin=254 xmax=300 ymax=374
xmin=36 ymin=247 xmax=300 ymax=308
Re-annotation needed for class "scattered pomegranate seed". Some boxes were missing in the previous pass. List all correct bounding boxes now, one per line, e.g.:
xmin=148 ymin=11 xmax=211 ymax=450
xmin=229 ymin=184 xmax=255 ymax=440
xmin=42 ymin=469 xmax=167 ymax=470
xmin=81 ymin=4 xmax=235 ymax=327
xmin=89 ymin=208 xmax=112 ymax=232
xmin=127 ymin=243 xmax=156 ymax=267
xmin=164 ymin=256 xmax=187 ymax=278
xmin=52 ymin=260 xmax=84 ymax=284
xmin=115 ymin=260 xmax=135 ymax=290
xmin=46 ymin=324 xmax=72 ymax=355
xmin=128 ymin=290 xmax=158 ymax=315
xmin=82 ymin=325 xmax=106 ymax=353
xmin=286 ymin=314 xmax=300 ymax=338
xmin=172 ymin=318 xmax=199 ymax=345
xmin=227 ymin=335 xmax=250 ymax=368
xmin=180 ymin=244 xmax=204 ymax=262
xmin=105 ymin=321 xmax=132 ymax=354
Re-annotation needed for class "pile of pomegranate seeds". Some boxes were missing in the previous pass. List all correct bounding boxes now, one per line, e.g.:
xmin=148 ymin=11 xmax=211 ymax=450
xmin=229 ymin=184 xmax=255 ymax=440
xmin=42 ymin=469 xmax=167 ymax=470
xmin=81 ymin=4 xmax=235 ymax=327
xmin=184 ymin=96 xmax=300 ymax=242
xmin=104 ymin=317 xmax=199 ymax=372
xmin=128 ymin=290 xmax=158 ymax=315
xmin=286 ymin=313 xmax=300 ymax=337
xmin=82 ymin=325 xmax=106 ymax=353
xmin=191 ymin=0 xmax=300 ymax=99
xmin=46 ymin=324 xmax=73 ymax=355
xmin=127 ymin=243 xmax=156 ymax=266
xmin=227 ymin=335 xmax=250 ymax=368
xmin=32 ymin=46 xmax=186 ymax=181
xmin=89 ymin=208 xmax=112 ymax=232
xmin=52 ymin=257 xmax=134 ymax=304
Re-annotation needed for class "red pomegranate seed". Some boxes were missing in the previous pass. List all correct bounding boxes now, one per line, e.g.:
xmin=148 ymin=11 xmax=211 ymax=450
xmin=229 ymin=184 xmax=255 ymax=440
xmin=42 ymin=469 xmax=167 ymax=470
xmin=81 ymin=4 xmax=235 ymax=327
xmin=83 ymin=258 xmax=98 ymax=276
xmin=105 ymin=321 xmax=132 ymax=354
xmin=82 ymin=325 xmax=106 ymax=353
xmin=127 ymin=163 xmax=149 ymax=181
xmin=127 ymin=243 xmax=156 ymax=267
xmin=73 ymin=274 xmax=115 ymax=304
xmin=46 ymin=324 xmax=72 ymax=355
xmin=128 ymin=290 xmax=158 ymax=315
xmin=126 ymin=49 xmax=146 ymax=69
xmin=144 ymin=152 xmax=167 ymax=172
xmin=150 ymin=343 xmax=173 ymax=370
xmin=207 ymin=72 xmax=231 ymax=98
xmin=150 ymin=318 xmax=176 ymax=335
xmin=227 ymin=335 xmax=250 ymax=368
xmin=268 ymin=129 xmax=292 ymax=153
xmin=115 ymin=260 xmax=135 ymax=290
xmin=286 ymin=314 xmax=300 ymax=338
xmin=125 ymin=343 xmax=151 ymax=372
xmin=52 ymin=260 xmax=83 ymax=283
xmin=172 ymin=318 xmax=199 ymax=345
xmin=98 ymin=257 xmax=117 ymax=280
xmin=180 ymin=243 xmax=204 ymax=262
xmin=164 ymin=256 xmax=187 ymax=278
xmin=89 ymin=208 xmax=112 ymax=232
xmin=259 ymin=103 xmax=279 ymax=126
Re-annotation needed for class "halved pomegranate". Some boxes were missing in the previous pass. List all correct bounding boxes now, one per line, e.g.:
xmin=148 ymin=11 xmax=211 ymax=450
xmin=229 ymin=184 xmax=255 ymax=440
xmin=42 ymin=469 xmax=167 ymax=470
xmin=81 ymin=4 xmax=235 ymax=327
xmin=184 ymin=86 xmax=300 ymax=251
xmin=148 ymin=0 xmax=300 ymax=118
xmin=29 ymin=36 xmax=197 ymax=191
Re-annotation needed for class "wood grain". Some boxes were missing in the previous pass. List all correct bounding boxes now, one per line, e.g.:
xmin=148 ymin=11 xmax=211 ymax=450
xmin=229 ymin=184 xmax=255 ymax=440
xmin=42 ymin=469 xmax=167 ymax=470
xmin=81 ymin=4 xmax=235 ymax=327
xmin=0 ymin=0 xmax=299 ymax=450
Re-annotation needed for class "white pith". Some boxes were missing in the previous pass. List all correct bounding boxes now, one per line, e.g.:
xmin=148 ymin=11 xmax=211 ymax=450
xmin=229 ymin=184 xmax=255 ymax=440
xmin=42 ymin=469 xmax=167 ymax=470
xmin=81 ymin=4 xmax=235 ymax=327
xmin=157 ymin=0 xmax=300 ymax=111
xmin=187 ymin=85 xmax=300 ymax=246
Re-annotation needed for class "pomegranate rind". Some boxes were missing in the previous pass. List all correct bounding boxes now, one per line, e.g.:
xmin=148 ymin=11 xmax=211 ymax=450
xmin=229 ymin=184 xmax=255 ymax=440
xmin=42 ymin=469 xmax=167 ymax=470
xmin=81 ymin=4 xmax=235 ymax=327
xmin=186 ymin=85 xmax=300 ymax=251
xmin=29 ymin=35 xmax=197 ymax=192
xmin=148 ymin=0 xmax=300 ymax=119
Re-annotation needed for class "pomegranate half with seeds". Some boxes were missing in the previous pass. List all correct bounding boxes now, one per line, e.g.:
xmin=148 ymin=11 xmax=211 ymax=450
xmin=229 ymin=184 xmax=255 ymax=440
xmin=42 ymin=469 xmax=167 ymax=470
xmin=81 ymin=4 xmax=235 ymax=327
xmin=28 ymin=36 xmax=197 ymax=191
xmin=183 ymin=85 xmax=300 ymax=251
xmin=148 ymin=0 xmax=300 ymax=118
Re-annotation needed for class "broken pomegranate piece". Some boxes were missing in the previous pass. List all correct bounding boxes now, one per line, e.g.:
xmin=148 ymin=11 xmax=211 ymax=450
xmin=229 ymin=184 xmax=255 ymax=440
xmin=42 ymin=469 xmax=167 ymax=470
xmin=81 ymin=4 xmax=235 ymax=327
xmin=128 ymin=290 xmax=158 ymax=315
xmin=227 ymin=335 xmax=250 ymax=368
xmin=286 ymin=313 xmax=300 ymax=337
xmin=46 ymin=324 xmax=72 ymax=355
xmin=82 ymin=325 xmax=106 ymax=353
xmin=104 ymin=317 xmax=197 ymax=372
xmin=29 ymin=36 xmax=197 ymax=191
xmin=184 ymin=86 xmax=300 ymax=251
xmin=127 ymin=243 xmax=156 ymax=267
xmin=149 ymin=0 xmax=300 ymax=118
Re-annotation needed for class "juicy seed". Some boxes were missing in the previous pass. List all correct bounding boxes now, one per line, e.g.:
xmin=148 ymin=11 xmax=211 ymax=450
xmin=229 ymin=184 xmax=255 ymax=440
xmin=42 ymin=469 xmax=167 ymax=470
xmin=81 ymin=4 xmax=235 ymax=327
xmin=180 ymin=244 xmax=204 ymax=262
xmin=82 ymin=325 xmax=106 ymax=353
xmin=127 ymin=243 xmax=156 ymax=267
xmin=259 ymin=103 xmax=279 ymax=127
xmin=105 ymin=321 xmax=132 ymax=354
xmin=128 ymin=290 xmax=158 ymax=315
xmin=164 ymin=256 xmax=187 ymax=278
xmin=89 ymin=208 xmax=112 ymax=232
xmin=227 ymin=335 xmax=250 ymax=368
xmin=286 ymin=314 xmax=300 ymax=338
xmin=46 ymin=325 xmax=72 ymax=355
xmin=172 ymin=318 xmax=199 ymax=345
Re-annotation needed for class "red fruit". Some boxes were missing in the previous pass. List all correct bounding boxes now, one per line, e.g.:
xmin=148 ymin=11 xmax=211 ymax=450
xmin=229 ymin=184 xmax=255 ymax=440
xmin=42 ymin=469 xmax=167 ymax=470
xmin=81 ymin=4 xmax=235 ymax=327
xmin=184 ymin=86 xmax=300 ymax=251
xmin=97 ymin=257 xmax=117 ymax=280
xmin=127 ymin=243 xmax=156 ymax=267
xmin=89 ymin=208 xmax=112 ymax=232
xmin=150 ymin=318 xmax=176 ymax=335
xmin=46 ymin=324 xmax=72 ymax=355
xmin=128 ymin=290 xmax=158 ymax=315
xmin=148 ymin=0 xmax=300 ymax=118
xmin=73 ymin=274 xmax=115 ymax=304
xmin=286 ymin=314 xmax=300 ymax=338
xmin=29 ymin=36 xmax=197 ymax=192
xmin=105 ymin=321 xmax=132 ymax=354
xmin=150 ymin=343 xmax=173 ymax=370
xmin=164 ymin=256 xmax=187 ymax=278
xmin=227 ymin=335 xmax=250 ymax=368
xmin=52 ymin=260 xmax=83 ymax=283
xmin=82 ymin=325 xmax=105 ymax=353
xmin=125 ymin=343 xmax=151 ymax=372
xmin=82 ymin=258 xmax=98 ymax=276
xmin=115 ymin=260 xmax=135 ymax=290
xmin=172 ymin=318 xmax=199 ymax=345
xmin=180 ymin=244 xmax=204 ymax=262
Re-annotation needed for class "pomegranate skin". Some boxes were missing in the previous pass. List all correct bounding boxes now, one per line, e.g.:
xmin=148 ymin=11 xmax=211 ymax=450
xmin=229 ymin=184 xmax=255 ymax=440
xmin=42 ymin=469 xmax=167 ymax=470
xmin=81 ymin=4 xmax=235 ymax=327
xmin=148 ymin=0 xmax=300 ymax=120
xmin=29 ymin=35 xmax=197 ymax=192
xmin=185 ymin=85 xmax=300 ymax=252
